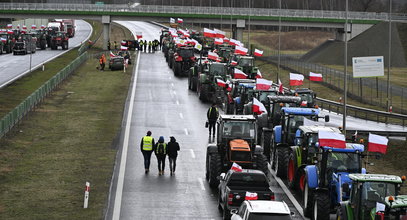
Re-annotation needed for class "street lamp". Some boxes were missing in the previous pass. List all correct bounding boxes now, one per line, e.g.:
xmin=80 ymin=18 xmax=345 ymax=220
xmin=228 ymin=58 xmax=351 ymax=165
xmin=386 ymin=0 xmax=392 ymax=111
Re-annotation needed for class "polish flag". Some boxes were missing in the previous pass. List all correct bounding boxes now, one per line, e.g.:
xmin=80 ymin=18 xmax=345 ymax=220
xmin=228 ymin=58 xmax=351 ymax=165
xmin=7 ymin=24 xmax=12 ymax=29
xmin=41 ymin=24 xmax=46 ymax=29
xmin=231 ymin=60 xmax=238 ymax=66
xmin=256 ymin=69 xmax=263 ymax=78
xmin=217 ymin=79 xmax=227 ymax=88
xmin=253 ymin=98 xmax=267 ymax=115
xmin=318 ymin=131 xmax=346 ymax=149
xmin=136 ymin=32 xmax=142 ymax=39
xmin=120 ymin=46 xmax=128 ymax=51
xmin=254 ymin=49 xmax=263 ymax=57
xmin=214 ymin=38 xmax=223 ymax=45
xmin=235 ymin=46 xmax=248 ymax=55
xmin=208 ymin=51 xmax=219 ymax=61
xmin=229 ymin=38 xmax=238 ymax=46
xmin=231 ymin=162 xmax=243 ymax=172
xmin=310 ymin=72 xmax=323 ymax=82
xmin=214 ymin=28 xmax=225 ymax=38
xmin=121 ymin=40 xmax=127 ymax=46
xmin=170 ymin=18 xmax=175 ymax=23
xmin=203 ymin=28 xmax=216 ymax=38
xmin=22 ymin=25 xmax=27 ymax=30
xmin=31 ymin=24 xmax=36 ymax=29
xmin=234 ymin=69 xmax=248 ymax=79
xmin=245 ymin=192 xmax=258 ymax=200
xmin=223 ymin=37 xmax=230 ymax=43
xmin=109 ymin=51 xmax=116 ymax=58
xmin=177 ymin=18 xmax=183 ymax=23
xmin=0 ymin=38 xmax=6 ymax=43
xmin=226 ymin=80 xmax=232 ymax=92
xmin=301 ymin=101 xmax=308 ymax=107
xmin=7 ymin=30 xmax=13 ymax=34
xmin=17 ymin=24 xmax=20 ymax=29
xmin=290 ymin=73 xmax=304 ymax=86
xmin=278 ymin=79 xmax=284 ymax=94
xmin=256 ymin=78 xmax=272 ymax=91
xmin=368 ymin=133 xmax=388 ymax=154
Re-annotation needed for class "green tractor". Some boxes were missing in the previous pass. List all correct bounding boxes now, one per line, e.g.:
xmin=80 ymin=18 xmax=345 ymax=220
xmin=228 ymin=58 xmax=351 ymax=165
xmin=337 ymin=173 xmax=407 ymax=220
xmin=188 ymin=57 xmax=210 ymax=92
xmin=30 ymin=29 xmax=47 ymax=50
xmin=197 ymin=62 xmax=231 ymax=104
xmin=230 ymin=56 xmax=259 ymax=79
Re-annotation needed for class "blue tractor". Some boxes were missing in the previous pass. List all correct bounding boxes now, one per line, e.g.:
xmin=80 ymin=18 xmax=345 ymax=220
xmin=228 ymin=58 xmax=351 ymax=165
xmin=303 ymin=143 xmax=365 ymax=220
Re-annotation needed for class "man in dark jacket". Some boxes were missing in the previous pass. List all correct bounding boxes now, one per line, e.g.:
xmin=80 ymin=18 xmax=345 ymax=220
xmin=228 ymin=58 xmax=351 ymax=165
xmin=167 ymin=136 xmax=180 ymax=176
xmin=207 ymin=103 xmax=219 ymax=137
xmin=140 ymin=131 xmax=155 ymax=174
xmin=154 ymin=136 xmax=167 ymax=175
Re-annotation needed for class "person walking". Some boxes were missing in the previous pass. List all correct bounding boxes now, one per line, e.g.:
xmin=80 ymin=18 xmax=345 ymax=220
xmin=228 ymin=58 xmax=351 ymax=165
xmin=154 ymin=136 xmax=167 ymax=175
xmin=99 ymin=54 xmax=106 ymax=71
xmin=207 ymin=103 xmax=219 ymax=137
xmin=140 ymin=131 xmax=155 ymax=174
xmin=167 ymin=136 xmax=180 ymax=176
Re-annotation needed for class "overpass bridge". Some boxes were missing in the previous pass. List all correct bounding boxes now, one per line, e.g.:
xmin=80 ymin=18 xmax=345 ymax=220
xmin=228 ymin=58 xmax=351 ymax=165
xmin=2 ymin=3 xmax=406 ymax=49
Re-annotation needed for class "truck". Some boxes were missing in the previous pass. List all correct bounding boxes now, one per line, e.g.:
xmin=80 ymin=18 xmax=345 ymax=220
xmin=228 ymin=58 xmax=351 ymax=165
xmin=62 ymin=19 xmax=75 ymax=38
xmin=231 ymin=201 xmax=293 ymax=220
xmin=303 ymin=143 xmax=365 ymax=219
xmin=13 ymin=34 xmax=36 ymax=55
xmin=48 ymin=21 xmax=65 ymax=32
xmin=205 ymin=115 xmax=268 ymax=188
xmin=337 ymin=173 xmax=407 ymax=220
xmin=218 ymin=169 xmax=275 ymax=220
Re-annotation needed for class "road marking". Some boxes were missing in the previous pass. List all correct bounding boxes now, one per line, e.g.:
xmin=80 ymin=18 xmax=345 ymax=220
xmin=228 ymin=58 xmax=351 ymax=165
xmin=190 ymin=149 xmax=195 ymax=158
xmin=176 ymin=100 xmax=180 ymax=105
xmin=171 ymin=83 xmax=174 ymax=87
xmin=184 ymin=128 xmax=189 ymax=135
xmin=169 ymin=76 xmax=172 ymax=79
xmin=268 ymin=165 xmax=304 ymax=218
xmin=198 ymin=178 xmax=205 ymax=191
xmin=112 ymin=51 xmax=141 ymax=220
xmin=173 ymin=91 xmax=177 ymax=95
xmin=179 ymin=113 xmax=184 ymax=119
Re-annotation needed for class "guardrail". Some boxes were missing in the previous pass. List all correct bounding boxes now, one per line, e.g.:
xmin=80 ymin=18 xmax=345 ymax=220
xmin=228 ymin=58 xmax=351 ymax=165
xmin=0 ymin=3 xmax=405 ymax=22
xmin=0 ymin=52 xmax=88 ymax=139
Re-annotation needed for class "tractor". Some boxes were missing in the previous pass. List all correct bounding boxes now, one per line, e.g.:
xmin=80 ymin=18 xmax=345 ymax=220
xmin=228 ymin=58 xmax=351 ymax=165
xmin=337 ymin=173 xmax=407 ymax=220
xmin=230 ymin=56 xmax=259 ymax=79
xmin=197 ymin=62 xmax=230 ymax=104
xmin=242 ymin=89 xmax=280 ymax=115
xmin=293 ymin=88 xmax=317 ymax=108
xmin=303 ymin=143 xmax=365 ymax=219
xmin=172 ymin=46 xmax=196 ymax=76
xmin=223 ymin=79 xmax=256 ymax=114
xmin=188 ymin=57 xmax=209 ymax=92
xmin=49 ymin=31 xmax=69 ymax=50
xmin=30 ymin=29 xmax=47 ymax=50
xmin=205 ymin=115 xmax=268 ymax=188
xmin=13 ymin=34 xmax=36 ymax=55
xmin=271 ymin=107 xmax=329 ymax=178
xmin=0 ymin=32 xmax=16 ymax=54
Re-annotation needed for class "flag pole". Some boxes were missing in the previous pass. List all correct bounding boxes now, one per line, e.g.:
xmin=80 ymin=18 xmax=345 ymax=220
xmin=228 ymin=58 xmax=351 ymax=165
xmin=343 ymin=0 xmax=348 ymax=134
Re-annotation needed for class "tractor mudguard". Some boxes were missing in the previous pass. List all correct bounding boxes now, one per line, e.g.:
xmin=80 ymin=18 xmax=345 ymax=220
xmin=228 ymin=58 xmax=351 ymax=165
xmin=207 ymin=144 xmax=218 ymax=154
xmin=305 ymin=165 xmax=318 ymax=189
xmin=291 ymin=146 xmax=302 ymax=167
xmin=254 ymin=145 xmax=263 ymax=154
xmin=273 ymin=125 xmax=282 ymax=143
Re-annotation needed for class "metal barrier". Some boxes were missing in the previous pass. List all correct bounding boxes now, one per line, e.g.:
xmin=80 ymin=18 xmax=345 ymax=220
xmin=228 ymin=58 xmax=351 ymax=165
xmin=0 ymin=52 xmax=88 ymax=139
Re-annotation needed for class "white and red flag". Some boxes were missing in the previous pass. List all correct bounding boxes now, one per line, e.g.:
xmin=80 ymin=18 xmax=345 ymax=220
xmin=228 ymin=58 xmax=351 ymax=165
xmin=31 ymin=24 xmax=36 ymax=29
xmin=309 ymin=72 xmax=323 ymax=82
xmin=289 ymin=73 xmax=304 ymax=86
xmin=136 ymin=32 xmax=143 ymax=39
xmin=203 ymin=28 xmax=216 ymax=38
xmin=7 ymin=24 xmax=12 ymax=29
xmin=170 ymin=18 xmax=175 ymax=23
xmin=207 ymin=51 xmax=219 ymax=61
xmin=245 ymin=192 xmax=258 ymax=200
xmin=253 ymin=98 xmax=267 ymax=115
xmin=368 ymin=133 xmax=388 ymax=154
xmin=229 ymin=38 xmax=238 ymax=46
xmin=301 ymin=101 xmax=308 ymax=107
xmin=214 ymin=38 xmax=223 ymax=45
xmin=214 ymin=28 xmax=225 ymax=38
xmin=278 ymin=79 xmax=284 ymax=94
xmin=223 ymin=37 xmax=230 ymax=43
xmin=109 ymin=51 xmax=116 ymax=58
xmin=7 ymin=30 xmax=13 ymax=34
xmin=22 ymin=25 xmax=27 ymax=30
xmin=254 ymin=49 xmax=263 ymax=57
xmin=231 ymin=162 xmax=243 ymax=172
xmin=231 ymin=60 xmax=238 ymax=66
xmin=41 ymin=24 xmax=45 ymax=29
xmin=256 ymin=78 xmax=272 ymax=91
xmin=120 ymin=46 xmax=128 ymax=51
xmin=256 ymin=69 xmax=263 ymax=79
xmin=235 ymin=46 xmax=248 ymax=55
xmin=318 ymin=131 xmax=346 ymax=149
xmin=177 ymin=18 xmax=183 ymax=23
xmin=0 ymin=38 xmax=6 ymax=43
xmin=217 ymin=79 xmax=227 ymax=88
xmin=234 ymin=69 xmax=248 ymax=79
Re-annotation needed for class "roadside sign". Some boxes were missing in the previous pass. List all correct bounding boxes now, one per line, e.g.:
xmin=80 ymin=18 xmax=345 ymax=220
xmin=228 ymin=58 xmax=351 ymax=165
xmin=352 ymin=56 xmax=384 ymax=78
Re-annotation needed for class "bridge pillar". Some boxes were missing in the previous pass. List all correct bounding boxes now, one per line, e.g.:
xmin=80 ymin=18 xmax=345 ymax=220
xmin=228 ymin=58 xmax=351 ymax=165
xmin=102 ymin=15 xmax=111 ymax=50
xmin=235 ymin=19 xmax=245 ymax=42
xmin=336 ymin=23 xmax=373 ymax=42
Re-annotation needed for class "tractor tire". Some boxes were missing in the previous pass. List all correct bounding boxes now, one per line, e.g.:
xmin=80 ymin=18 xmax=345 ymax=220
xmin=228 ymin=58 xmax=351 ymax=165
xmin=208 ymin=153 xmax=221 ymax=188
xmin=287 ymin=150 xmax=298 ymax=189
xmin=276 ymin=147 xmax=289 ymax=179
xmin=169 ymin=59 xmax=173 ymax=69
xmin=205 ymin=152 xmax=210 ymax=181
xmin=222 ymin=206 xmax=231 ymax=220
xmin=303 ymin=179 xmax=314 ymax=218
xmin=191 ymin=77 xmax=197 ymax=91
xmin=336 ymin=205 xmax=348 ymax=220
xmin=174 ymin=62 xmax=181 ymax=76
xmin=262 ymin=131 xmax=272 ymax=161
xmin=255 ymin=153 xmax=269 ymax=175
xmin=199 ymin=84 xmax=209 ymax=102
xmin=312 ymin=191 xmax=330 ymax=220
xmin=188 ymin=74 xmax=192 ymax=90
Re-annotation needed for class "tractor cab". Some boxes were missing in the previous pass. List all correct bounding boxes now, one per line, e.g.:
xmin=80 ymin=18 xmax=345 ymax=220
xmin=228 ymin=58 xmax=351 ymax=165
xmin=235 ymin=56 xmax=259 ymax=79
xmin=293 ymin=88 xmax=317 ymax=108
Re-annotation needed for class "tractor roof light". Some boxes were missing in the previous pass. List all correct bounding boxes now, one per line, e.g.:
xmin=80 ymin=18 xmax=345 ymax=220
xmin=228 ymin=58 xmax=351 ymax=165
xmin=389 ymin=196 xmax=394 ymax=203
xmin=359 ymin=139 xmax=364 ymax=144
xmin=402 ymin=176 xmax=406 ymax=181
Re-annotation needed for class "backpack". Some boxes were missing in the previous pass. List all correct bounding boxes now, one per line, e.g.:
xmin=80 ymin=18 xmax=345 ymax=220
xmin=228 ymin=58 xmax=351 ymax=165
xmin=157 ymin=143 xmax=165 ymax=155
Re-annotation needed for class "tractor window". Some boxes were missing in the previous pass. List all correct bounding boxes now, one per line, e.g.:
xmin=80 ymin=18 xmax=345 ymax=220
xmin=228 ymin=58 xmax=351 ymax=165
xmin=223 ymin=121 xmax=255 ymax=139
xmin=287 ymin=116 xmax=304 ymax=144
xmin=259 ymin=91 xmax=276 ymax=103
xmin=210 ymin=64 xmax=226 ymax=76
xmin=362 ymin=182 xmax=396 ymax=204
xmin=239 ymin=58 xmax=253 ymax=67
xmin=298 ymin=93 xmax=313 ymax=103
xmin=327 ymin=152 xmax=360 ymax=173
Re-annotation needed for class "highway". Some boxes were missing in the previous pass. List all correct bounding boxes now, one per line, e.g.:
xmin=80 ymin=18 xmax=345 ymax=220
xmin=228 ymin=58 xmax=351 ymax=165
xmin=0 ymin=20 xmax=92 ymax=88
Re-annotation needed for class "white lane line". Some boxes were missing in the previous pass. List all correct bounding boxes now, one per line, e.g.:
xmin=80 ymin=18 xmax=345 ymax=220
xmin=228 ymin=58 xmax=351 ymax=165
xmin=169 ymin=76 xmax=172 ymax=79
xmin=112 ymin=51 xmax=141 ymax=220
xmin=268 ymin=165 xmax=304 ymax=218
xmin=173 ymin=91 xmax=177 ymax=95
xmin=176 ymin=100 xmax=180 ymax=105
xmin=171 ymin=83 xmax=174 ymax=87
xmin=198 ymin=178 xmax=205 ymax=191
xmin=179 ymin=113 xmax=184 ymax=119
xmin=190 ymin=149 xmax=196 ymax=158
xmin=184 ymin=128 xmax=189 ymax=135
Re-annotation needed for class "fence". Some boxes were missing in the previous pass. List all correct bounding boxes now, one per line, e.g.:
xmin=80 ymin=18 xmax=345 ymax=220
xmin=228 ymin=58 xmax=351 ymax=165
xmin=0 ymin=52 xmax=88 ymax=139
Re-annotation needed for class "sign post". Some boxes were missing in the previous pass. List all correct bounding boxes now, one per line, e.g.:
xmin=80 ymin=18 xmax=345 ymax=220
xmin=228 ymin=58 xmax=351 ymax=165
xmin=84 ymin=182 xmax=90 ymax=208
xmin=352 ymin=56 xmax=385 ymax=78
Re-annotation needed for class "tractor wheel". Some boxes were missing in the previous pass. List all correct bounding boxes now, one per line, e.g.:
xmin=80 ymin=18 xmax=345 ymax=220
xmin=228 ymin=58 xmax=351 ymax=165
xmin=287 ymin=150 xmax=298 ymax=189
xmin=205 ymin=152 xmax=210 ymax=181
xmin=169 ymin=59 xmax=173 ymax=69
xmin=188 ymin=74 xmax=192 ymax=90
xmin=208 ymin=153 xmax=222 ymax=188
xmin=222 ymin=206 xmax=231 ymax=220
xmin=303 ymin=179 xmax=314 ymax=218
xmin=312 ymin=191 xmax=330 ymax=220
xmin=255 ymin=153 xmax=268 ymax=175
xmin=276 ymin=147 xmax=289 ymax=179
xmin=336 ymin=205 xmax=348 ymax=220
xmin=191 ymin=77 xmax=197 ymax=91
xmin=270 ymin=138 xmax=276 ymax=170
xmin=297 ymin=169 xmax=306 ymax=194
xmin=262 ymin=131 xmax=272 ymax=161
xmin=199 ymin=84 xmax=209 ymax=102
xmin=174 ymin=62 xmax=181 ymax=76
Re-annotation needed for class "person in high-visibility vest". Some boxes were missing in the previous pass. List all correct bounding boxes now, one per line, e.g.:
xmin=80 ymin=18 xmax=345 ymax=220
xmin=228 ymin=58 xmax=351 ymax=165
xmin=207 ymin=103 xmax=219 ymax=138
xmin=140 ymin=131 xmax=155 ymax=174
xmin=154 ymin=136 xmax=167 ymax=175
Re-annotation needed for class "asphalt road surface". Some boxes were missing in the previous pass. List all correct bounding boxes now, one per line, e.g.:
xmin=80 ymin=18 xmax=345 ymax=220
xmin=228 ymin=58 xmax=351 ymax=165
xmin=0 ymin=20 xmax=92 ymax=88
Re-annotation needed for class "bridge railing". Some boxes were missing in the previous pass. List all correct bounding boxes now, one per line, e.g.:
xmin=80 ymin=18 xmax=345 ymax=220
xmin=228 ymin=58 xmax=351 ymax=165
xmin=0 ymin=3 xmax=405 ymax=21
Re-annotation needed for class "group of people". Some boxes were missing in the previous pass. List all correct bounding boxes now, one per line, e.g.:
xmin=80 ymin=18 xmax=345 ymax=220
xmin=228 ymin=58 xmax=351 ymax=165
xmin=138 ymin=39 xmax=160 ymax=53
xmin=140 ymin=131 xmax=180 ymax=176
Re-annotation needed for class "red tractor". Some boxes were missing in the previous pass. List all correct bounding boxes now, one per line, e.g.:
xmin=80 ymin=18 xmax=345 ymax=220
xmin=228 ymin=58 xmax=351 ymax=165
xmin=50 ymin=31 xmax=69 ymax=50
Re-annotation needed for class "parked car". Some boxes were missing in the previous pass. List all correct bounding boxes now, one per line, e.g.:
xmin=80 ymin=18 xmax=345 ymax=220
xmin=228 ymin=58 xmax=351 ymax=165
xmin=109 ymin=56 xmax=124 ymax=71
xmin=231 ymin=200 xmax=293 ymax=220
